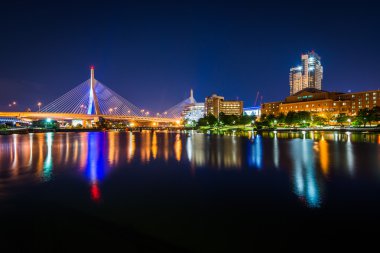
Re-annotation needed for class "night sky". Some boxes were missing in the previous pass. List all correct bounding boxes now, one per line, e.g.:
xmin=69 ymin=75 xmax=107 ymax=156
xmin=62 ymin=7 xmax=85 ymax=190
xmin=1 ymin=0 xmax=379 ymax=112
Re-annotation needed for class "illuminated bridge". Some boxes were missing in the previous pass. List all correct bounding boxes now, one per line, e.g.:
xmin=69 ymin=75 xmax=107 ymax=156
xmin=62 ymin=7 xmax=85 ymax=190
xmin=0 ymin=67 xmax=196 ymax=125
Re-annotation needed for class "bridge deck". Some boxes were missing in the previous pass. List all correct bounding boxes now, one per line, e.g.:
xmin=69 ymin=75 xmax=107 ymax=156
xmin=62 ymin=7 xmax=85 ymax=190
xmin=0 ymin=112 xmax=179 ymax=123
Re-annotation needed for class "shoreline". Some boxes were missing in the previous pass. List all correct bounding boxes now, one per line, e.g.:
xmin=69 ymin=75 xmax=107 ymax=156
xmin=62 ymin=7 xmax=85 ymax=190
xmin=1 ymin=126 xmax=379 ymax=136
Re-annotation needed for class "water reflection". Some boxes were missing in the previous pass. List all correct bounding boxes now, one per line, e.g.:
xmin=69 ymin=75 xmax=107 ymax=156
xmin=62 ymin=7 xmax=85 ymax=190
xmin=346 ymin=133 xmax=355 ymax=176
xmin=248 ymin=134 xmax=263 ymax=170
xmin=43 ymin=132 xmax=53 ymax=181
xmin=319 ymin=136 xmax=329 ymax=176
xmin=290 ymin=139 xmax=322 ymax=208
xmin=273 ymin=132 xmax=279 ymax=169
xmin=174 ymin=133 xmax=182 ymax=162
xmin=0 ymin=131 xmax=379 ymax=208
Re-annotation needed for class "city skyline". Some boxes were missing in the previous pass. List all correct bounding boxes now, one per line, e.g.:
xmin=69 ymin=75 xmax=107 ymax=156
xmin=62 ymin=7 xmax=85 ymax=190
xmin=1 ymin=1 xmax=380 ymax=112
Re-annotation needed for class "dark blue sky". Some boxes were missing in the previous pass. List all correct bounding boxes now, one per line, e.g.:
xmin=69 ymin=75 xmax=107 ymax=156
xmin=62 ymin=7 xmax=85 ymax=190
xmin=1 ymin=0 xmax=379 ymax=112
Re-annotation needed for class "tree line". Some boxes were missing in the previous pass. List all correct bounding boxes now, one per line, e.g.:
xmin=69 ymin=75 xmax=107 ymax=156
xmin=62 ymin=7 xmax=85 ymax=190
xmin=260 ymin=107 xmax=380 ymax=128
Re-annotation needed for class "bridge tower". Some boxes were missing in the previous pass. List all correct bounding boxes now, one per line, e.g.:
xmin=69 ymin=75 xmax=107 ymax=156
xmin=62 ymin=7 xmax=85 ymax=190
xmin=190 ymin=88 xmax=195 ymax=104
xmin=87 ymin=66 xmax=101 ymax=115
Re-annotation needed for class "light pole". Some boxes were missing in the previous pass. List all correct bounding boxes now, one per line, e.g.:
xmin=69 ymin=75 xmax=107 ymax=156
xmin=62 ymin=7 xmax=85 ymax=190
xmin=38 ymin=102 xmax=42 ymax=112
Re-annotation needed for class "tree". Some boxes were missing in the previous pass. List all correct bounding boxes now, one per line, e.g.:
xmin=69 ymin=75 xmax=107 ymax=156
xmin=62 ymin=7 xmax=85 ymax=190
xmin=285 ymin=111 xmax=297 ymax=126
xmin=239 ymin=114 xmax=256 ymax=125
xmin=198 ymin=114 xmax=217 ymax=127
xmin=297 ymin=111 xmax=311 ymax=124
xmin=219 ymin=112 xmax=237 ymax=125
xmin=356 ymin=108 xmax=374 ymax=127
xmin=276 ymin=113 xmax=286 ymax=124
xmin=324 ymin=111 xmax=335 ymax=125
xmin=260 ymin=113 xmax=267 ymax=122
xmin=266 ymin=114 xmax=276 ymax=126
xmin=312 ymin=115 xmax=327 ymax=126
xmin=335 ymin=113 xmax=348 ymax=126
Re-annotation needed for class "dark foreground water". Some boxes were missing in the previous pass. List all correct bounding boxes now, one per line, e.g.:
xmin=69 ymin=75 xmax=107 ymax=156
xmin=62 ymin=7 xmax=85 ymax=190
xmin=0 ymin=131 xmax=379 ymax=252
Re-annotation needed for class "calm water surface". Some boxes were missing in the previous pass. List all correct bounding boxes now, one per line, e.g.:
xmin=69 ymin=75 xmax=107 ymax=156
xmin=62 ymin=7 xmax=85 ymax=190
xmin=0 ymin=131 xmax=379 ymax=252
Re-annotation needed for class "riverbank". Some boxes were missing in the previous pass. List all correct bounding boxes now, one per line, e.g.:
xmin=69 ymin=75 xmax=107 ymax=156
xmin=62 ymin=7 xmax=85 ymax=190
xmin=197 ymin=125 xmax=380 ymax=133
xmin=0 ymin=127 xmax=183 ymax=135
xmin=1 ymin=126 xmax=379 ymax=135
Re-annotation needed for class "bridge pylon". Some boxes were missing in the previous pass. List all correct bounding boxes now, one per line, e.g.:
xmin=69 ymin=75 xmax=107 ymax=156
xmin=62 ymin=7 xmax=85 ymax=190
xmin=88 ymin=66 xmax=101 ymax=115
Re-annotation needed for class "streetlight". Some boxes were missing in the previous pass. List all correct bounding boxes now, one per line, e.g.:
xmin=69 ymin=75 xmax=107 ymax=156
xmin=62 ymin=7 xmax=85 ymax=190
xmin=109 ymin=108 xmax=113 ymax=114
xmin=38 ymin=102 xmax=42 ymax=112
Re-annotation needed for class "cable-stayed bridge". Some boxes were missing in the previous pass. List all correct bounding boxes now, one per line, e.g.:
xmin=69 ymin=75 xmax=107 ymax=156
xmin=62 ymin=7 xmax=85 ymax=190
xmin=0 ymin=67 xmax=195 ymax=125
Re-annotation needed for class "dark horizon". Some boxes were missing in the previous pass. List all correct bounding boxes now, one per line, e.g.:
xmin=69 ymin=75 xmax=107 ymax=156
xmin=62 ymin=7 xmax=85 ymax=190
xmin=1 ymin=0 xmax=380 ymax=112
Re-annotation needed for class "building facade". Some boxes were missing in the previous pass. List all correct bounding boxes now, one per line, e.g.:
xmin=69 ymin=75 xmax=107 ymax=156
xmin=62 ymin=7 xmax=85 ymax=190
xmin=290 ymin=51 xmax=323 ymax=95
xmin=261 ymin=88 xmax=380 ymax=117
xmin=205 ymin=94 xmax=243 ymax=117
xmin=243 ymin=106 xmax=261 ymax=117
xmin=182 ymin=102 xmax=205 ymax=122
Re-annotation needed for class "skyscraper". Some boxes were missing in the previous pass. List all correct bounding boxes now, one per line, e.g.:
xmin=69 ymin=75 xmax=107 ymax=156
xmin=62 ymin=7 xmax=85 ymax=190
xmin=289 ymin=66 xmax=303 ymax=96
xmin=289 ymin=51 xmax=323 ymax=95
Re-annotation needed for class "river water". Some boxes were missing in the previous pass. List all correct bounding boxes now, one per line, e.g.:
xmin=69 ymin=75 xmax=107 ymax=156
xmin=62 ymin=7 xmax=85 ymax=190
xmin=0 ymin=131 xmax=379 ymax=252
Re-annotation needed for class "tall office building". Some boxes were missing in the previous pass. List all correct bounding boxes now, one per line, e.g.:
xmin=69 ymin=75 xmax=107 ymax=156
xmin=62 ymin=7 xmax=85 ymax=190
xmin=289 ymin=66 xmax=303 ymax=96
xmin=289 ymin=51 xmax=323 ymax=95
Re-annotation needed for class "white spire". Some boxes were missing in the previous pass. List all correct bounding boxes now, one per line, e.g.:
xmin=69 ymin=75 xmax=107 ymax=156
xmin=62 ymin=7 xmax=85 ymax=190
xmin=190 ymin=88 xmax=195 ymax=103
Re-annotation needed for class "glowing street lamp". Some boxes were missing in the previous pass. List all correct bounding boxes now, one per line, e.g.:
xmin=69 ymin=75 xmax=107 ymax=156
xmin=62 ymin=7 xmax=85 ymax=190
xmin=12 ymin=101 xmax=16 ymax=105
xmin=38 ymin=102 xmax=42 ymax=112
xmin=109 ymin=108 xmax=113 ymax=114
